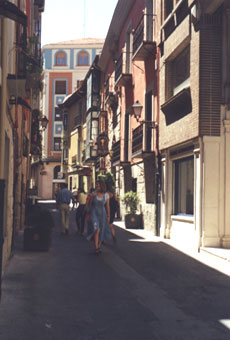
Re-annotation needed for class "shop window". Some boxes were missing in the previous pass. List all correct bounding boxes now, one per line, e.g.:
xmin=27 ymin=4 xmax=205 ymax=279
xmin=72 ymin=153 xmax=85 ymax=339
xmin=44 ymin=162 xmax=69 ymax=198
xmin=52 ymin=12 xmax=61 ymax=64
xmin=54 ymin=137 xmax=62 ymax=151
xmin=174 ymin=156 xmax=194 ymax=215
xmin=55 ymin=51 xmax=67 ymax=66
xmin=55 ymin=80 xmax=66 ymax=94
xmin=77 ymin=51 xmax=89 ymax=66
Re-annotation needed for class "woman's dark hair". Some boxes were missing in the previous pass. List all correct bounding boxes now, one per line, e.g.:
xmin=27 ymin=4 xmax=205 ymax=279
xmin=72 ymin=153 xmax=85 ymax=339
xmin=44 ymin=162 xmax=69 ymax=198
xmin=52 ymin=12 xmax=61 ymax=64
xmin=96 ymin=179 xmax=106 ymax=193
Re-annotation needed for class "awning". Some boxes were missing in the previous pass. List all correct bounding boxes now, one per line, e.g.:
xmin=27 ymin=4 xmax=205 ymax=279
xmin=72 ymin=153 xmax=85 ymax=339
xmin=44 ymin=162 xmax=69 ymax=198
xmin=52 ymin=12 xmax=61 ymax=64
xmin=0 ymin=1 xmax=27 ymax=26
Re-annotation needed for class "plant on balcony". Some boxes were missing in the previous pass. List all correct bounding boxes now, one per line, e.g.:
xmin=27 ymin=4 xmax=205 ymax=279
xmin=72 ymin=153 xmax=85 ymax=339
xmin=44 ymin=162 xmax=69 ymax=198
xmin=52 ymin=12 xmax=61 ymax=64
xmin=121 ymin=191 xmax=143 ymax=229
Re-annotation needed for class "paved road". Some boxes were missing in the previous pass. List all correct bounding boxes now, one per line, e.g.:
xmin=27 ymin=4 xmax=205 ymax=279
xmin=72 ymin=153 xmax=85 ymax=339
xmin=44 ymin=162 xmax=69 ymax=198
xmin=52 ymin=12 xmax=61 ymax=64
xmin=0 ymin=204 xmax=230 ymax=339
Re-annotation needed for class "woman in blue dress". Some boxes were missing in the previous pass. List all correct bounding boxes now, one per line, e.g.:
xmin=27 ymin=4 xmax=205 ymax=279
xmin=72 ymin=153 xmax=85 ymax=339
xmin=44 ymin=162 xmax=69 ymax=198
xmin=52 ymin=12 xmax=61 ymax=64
xmin=87 ymin=179 xmax=111 ymax=254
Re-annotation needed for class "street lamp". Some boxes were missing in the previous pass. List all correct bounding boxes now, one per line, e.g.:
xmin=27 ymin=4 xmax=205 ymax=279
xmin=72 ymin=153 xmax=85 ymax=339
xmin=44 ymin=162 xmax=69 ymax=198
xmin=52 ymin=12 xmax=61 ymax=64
xmin=132 ymin=100 xmax=143 ymax=121
xmin=39 ymin=116 xmax=49 ymax=131
xmin=132 ymin=100 xmax=158 ymax=129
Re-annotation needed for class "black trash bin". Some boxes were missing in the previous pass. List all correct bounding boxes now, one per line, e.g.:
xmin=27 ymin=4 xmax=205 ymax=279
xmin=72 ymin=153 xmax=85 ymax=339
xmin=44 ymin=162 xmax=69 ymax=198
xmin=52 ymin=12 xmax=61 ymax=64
xmin=24 ymin=205 xmax=54 ymax=251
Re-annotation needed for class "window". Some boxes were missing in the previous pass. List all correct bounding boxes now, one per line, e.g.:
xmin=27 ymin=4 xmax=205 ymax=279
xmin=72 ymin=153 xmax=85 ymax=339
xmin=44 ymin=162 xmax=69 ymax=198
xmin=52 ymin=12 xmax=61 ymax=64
xmin=54 ymin=137 xmax=62 ymax=151
xmin=54 ymin=107 xmax=62 ymax=121
xmin=145 ymin=91 xmax=153 ymax=151
xmin=53 ymin=165 xmax=60 ymax=179
xmin=63 ymin=112 xmax=68 ymax=131
xmin=55 ymin=51 xmax=67 ymax=66
xmin=55 ymin=80 xmax=66 ymax=94
xmin=165 ymin=0 xmax=173 ymax=19
xmin=124 ymin=113 xmax=130 ymax=161
xmin=174 ymin=156 xmax=194 ymax=215
xmin=125 ymin=24 xmax=132 ymax=74
xmin=76 ymin=80 xmax=83 ymax=88
xmin=172 ymin=46 xmax=190 ymax=95
xmin=77 ymin=51 xmax=89 ymax=66
xmin=164 ymin=0 xmax=180 ymax=20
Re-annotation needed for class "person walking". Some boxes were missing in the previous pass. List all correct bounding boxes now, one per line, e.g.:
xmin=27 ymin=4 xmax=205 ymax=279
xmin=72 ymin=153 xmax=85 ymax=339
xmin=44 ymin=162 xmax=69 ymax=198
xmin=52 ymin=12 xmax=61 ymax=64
xmin=75 ymin=188 xmax=87 ymax=235
xmin=87 ymin=180 xmax=111 ymax=254
xmin=56 ymin=183 xmax=75 ymax=235
xmin=106 ymin=184 xmax=119 ymax=242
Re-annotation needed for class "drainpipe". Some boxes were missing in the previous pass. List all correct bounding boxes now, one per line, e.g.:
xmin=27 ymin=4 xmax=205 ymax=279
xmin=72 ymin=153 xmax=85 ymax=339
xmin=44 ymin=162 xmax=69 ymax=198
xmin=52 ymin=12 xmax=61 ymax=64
xmin=0 ymin=17 xmax=7 ymax=301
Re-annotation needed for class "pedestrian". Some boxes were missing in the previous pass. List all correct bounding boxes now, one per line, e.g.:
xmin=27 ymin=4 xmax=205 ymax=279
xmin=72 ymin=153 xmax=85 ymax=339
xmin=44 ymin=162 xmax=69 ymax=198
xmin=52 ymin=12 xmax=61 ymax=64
xmin=75 ymin=188 xmax=87 ymax=235
xmin=106 ymin=183 xmax=119 ymax=242
xmin=72 ymin=189 xmax=78 ymax=209
xmin=86 ymin=180 xmax=111 ymax=254
xmin=56 ymin=183 xmax=76 ymax=235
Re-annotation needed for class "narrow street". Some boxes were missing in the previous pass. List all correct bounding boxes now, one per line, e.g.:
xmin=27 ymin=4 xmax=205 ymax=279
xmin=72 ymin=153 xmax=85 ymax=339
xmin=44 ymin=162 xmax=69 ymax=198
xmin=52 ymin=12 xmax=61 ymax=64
xmin=0 ymin=203 xmax=230 ymax=340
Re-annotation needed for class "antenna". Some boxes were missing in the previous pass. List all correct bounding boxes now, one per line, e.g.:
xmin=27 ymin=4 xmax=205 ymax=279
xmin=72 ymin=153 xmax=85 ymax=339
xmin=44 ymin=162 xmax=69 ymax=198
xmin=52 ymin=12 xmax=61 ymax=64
xmin=83 ymin=0 xmax=86 ymax=38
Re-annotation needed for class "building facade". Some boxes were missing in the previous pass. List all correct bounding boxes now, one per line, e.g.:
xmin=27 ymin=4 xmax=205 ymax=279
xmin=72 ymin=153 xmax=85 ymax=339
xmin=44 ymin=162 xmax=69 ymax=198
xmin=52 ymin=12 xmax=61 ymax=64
xmin=0 ymin=0 xmax=45 ymax=283
xmin=36 ymin=0 xmax=230 ymax=252
xmin=158 ymin=0 xmax=230 ymax=250
xmin=33 ymin=38 xmax=104 ymax=199
xmin=98 ymin=0 xmax=159 ymax=232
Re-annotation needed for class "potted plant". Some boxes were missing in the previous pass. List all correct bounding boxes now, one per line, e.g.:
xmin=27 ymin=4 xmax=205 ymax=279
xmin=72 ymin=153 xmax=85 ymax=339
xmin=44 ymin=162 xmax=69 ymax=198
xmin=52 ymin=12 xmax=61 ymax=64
xmin=24 ymin=204 xmax=54 ymax=251
xmin=121 ymin=191 xmax=143 ymax=229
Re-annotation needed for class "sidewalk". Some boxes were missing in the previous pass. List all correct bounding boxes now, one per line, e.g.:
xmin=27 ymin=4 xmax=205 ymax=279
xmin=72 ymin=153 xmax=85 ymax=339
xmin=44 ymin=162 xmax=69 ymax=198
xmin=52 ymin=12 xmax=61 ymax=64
xmin=113 ymin=220 xmax=230 ymax=277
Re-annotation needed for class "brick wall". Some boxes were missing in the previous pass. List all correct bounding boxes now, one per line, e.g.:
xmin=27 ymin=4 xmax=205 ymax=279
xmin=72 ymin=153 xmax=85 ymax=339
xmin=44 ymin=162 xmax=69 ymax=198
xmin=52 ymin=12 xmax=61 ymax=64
xmin=159 ymin=15 xmax=200 ymax=150
xmin=159 ymin=7 xmax=223 ymax=151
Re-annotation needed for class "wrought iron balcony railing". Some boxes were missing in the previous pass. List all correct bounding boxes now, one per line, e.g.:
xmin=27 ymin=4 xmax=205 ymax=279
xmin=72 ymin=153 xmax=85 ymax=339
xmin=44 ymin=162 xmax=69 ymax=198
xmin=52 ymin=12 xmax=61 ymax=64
xmin=115 ymin=52 xmax=132 ymax=86
xmin=132 ymin=13 xmax=156 ymax=61
xmin=111 ymin=140 xmax=120 ymax=165
xmin=105 ymin=76 xmax=114 ymax=102
xmin=132 ymin=125 xmax=143 ymax=157
xmin=74 ymin=114 xmax=82 ymax=128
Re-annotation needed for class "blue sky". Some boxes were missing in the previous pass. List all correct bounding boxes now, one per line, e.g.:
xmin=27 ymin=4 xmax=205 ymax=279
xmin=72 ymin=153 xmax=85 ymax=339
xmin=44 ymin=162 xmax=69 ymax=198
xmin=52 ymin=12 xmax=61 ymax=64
xmin=41 ymin=0 xmax=118 ymax=46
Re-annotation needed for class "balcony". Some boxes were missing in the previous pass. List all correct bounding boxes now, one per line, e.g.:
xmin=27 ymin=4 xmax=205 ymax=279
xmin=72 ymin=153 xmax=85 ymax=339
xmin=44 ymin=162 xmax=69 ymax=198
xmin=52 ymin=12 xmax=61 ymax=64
xmin=132 ymin=125 xmax=143 ymax=158
xmin=71 ymin=155 xmax=77 ymax=168
xmin=111 ymin=140 xmax=120 ymax=166
xmin=105 ymin=76 xmax=115 ymax=105
xmin=115 ymin=52 xmax=132 ymax=87
xmin=82 ymin=149 xmax=86 ymax=163
xmin=74 ymin=114 xmax=82 ymax=128
xmin=34 ymin=0 xmax=45 ymax=12
xmin=132 ymin=13 xmax=156 ymax=61
xmin=161 ymin=87 xmax=192 ymax=125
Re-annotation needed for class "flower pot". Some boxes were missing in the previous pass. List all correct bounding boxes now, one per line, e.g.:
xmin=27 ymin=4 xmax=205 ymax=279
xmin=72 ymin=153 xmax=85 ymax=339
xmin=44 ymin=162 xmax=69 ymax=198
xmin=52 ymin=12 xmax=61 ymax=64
xmin=125 ymin=213 xmax=143 ymax=229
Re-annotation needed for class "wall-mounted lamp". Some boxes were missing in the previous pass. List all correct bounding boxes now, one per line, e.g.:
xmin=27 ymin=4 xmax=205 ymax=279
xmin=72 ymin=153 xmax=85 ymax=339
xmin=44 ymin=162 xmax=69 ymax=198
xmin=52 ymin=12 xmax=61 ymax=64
xmin=132 ymin=100 xmax=158 ymax=129
xmin=39 ymin=116 xmax=49 ymax=131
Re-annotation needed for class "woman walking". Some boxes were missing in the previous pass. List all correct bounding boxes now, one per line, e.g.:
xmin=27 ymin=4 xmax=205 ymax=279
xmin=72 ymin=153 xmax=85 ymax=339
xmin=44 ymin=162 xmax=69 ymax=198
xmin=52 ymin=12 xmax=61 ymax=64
xmin=87 ymin=180 xmax=111 ymax=254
